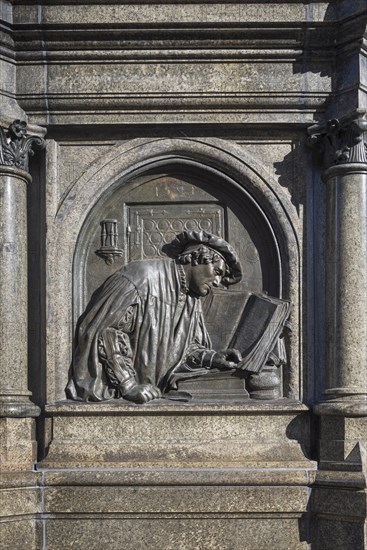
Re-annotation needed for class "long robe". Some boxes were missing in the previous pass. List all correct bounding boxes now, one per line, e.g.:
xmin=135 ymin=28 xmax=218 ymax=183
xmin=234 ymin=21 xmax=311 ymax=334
xmin=66 ymin=259 xmax=212 ymax=401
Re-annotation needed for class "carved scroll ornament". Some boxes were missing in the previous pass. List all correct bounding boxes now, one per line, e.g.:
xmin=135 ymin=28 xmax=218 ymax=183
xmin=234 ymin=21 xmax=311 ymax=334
xmin=308 ymin=111 xmax=367 ymax=171
xmin=0 ymin=120 xmax=45 ymax=172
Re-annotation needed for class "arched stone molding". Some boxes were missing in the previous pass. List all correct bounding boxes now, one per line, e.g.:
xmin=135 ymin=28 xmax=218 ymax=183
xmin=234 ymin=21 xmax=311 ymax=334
xmin=45 ymin=138 xmax=302 ymax=403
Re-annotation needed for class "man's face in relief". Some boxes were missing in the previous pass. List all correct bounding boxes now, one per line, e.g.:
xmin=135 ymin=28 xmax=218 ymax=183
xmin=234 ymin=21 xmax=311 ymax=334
xmin=189 ymin=258 xmax=226 ymax=297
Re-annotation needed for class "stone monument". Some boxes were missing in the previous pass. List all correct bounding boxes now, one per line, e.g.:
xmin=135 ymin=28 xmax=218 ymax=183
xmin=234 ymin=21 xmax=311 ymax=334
xmin=1 ymin=1 xmax=366 ymax=549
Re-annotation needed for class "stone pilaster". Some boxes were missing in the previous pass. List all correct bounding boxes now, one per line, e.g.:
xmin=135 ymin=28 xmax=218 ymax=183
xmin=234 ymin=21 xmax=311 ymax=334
xmin=309 ymin=111 xmax=367 ymax=418
xmin=0 ymin=120 xmax=45 ymax=418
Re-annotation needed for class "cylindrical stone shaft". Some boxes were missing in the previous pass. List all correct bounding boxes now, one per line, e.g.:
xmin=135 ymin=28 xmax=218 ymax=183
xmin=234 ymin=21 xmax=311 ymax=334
xmin=0 ymin=166 xmax=39 ymax=417
xmin=324 ymin=164 xmax=367 ymax=407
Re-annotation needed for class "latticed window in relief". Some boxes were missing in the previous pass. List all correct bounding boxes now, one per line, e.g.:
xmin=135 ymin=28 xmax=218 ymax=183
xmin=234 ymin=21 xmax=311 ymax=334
xmin=128 ymin=204 xmax=224 ymax=261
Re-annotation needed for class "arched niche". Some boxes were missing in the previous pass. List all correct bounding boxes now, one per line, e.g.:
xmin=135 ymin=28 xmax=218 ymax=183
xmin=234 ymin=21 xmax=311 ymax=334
xmin=75 ymin=158 xmax=283 ymax=354
xmin=50 ymin=138 xmax=301 ymax=401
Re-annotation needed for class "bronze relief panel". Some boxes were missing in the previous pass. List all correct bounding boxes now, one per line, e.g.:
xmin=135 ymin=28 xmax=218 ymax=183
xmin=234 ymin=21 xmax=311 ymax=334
xmin=72 ymin=168 xmax=286 ymax=403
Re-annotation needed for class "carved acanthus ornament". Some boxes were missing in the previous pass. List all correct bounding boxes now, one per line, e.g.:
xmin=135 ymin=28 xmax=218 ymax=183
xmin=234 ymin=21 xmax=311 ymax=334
xmin=0 ymin=120 xmax=45 ymax=172
xmin=308 ymin=111 xmax=367 ymax=172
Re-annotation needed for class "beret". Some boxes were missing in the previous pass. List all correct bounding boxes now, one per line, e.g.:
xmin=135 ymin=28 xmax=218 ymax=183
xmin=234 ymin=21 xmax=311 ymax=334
xmin=162 ymin=230 xmax=242 ymax=286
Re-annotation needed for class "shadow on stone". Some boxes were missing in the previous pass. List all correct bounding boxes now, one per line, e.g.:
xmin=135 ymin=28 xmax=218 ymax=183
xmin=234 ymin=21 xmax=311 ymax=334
xmin=285 ymin=411 xmax=315 ymax=461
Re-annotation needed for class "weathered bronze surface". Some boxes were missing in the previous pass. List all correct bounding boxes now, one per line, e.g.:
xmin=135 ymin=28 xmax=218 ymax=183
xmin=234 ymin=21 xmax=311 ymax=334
xmin=67 ymin=231 xmax=289 ymax=404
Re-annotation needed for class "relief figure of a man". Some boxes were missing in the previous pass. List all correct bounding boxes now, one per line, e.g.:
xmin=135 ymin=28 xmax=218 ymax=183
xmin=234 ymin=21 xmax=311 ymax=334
xmin=66 ymin=231 xmax=243 ymax=403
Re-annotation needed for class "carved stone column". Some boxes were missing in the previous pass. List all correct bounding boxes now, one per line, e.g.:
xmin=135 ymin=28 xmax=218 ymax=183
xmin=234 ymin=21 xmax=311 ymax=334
xmin=309 ymin=112 xmax=367 ymax=417
xmin=0 ymin=120 xmax=45 ymax=417
xmin=308 ymin=113 xmax=367 ymax=548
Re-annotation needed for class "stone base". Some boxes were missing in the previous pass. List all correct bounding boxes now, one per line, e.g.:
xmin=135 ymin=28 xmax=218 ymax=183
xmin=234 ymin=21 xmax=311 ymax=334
xmin=0 ymin=519 xmax=38 ymax=550
xmin=2 ymin=466 xmax=366 ymax=550
xmin=30 ymin=401 xmax=317 ymax=547
xmin=310 ymin=470 xmax=367 ymax=550
xmin=0 ymin=418 xmax=37 ymax=471
xmin=35 ymin=467 xmax=314 ymax=550
xmin=39 ymin=518 xmax=306 ymax=550
xmin=310 ymin=414 xmax=367 ymax=549
xmin=0 ymin=471 xmax=41 ymax=550
xmin=317 ymin=415 xmax=367 ymax=471
xmin=41 ymin=400 xmax=314 ymax=469
xmin=3 ymin=404 xmax=366 ymax=549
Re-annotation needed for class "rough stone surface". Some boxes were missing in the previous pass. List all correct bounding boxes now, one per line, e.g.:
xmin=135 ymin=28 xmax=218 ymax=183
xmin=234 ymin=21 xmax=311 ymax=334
xmin=42 ymin=403 xmax=313 ymax=469
xmin=12 ymin=1 xmax=337 ymax=125
xmin=44 ymin=484 xmax=309 ymax=515
xmin=42 ymin=517 xmax=309 ymax=550
xmin=312 ymin=516 xmax=367 ymax=550
xmin=0 ymin=418 xmax=37 ymax=471
xmin=0 ymin=472 xmax=41 ymax=550
xmin=0 ymin=519 xmax=37 ymax=550
xmin=43 ymin=467 xmax=315 ymax=487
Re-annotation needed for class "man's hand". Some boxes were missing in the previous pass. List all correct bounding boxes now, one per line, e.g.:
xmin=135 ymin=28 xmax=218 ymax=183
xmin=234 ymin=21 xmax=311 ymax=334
xmin=218 ymin=348 xmax=242 ymax=364
xmin=211 ymin=348 xmax=242 ymax=370
xmin=123 ymin=383 xmax=161 ymax=404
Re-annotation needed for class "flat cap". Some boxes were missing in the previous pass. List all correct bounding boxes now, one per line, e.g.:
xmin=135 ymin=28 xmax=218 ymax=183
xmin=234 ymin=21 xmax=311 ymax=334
xmin=162 ymin=230 xmax=242 ymax=286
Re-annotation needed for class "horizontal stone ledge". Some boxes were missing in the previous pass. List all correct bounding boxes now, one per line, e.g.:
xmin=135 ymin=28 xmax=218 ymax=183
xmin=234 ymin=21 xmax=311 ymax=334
xmin=12 ymin=27 xmax=351 ymax=55
xmin=45 ymin=399 xmax=310 ymax=416
xmin=312 ymin=470 xmax=366 ymax=490
xmin=17 ymin=49 xmax=307 ymax=62
xmin=40 ymin=467 xmax=316 ymax=487
xmin=21 ymin=111 xmax=323 ymax=126
xmin=33 ymin=515 xmax=310 ymax=550
xmin=17 ymin=92 xmax=329 ymax=102
xmin=34 ymin=512 xmax=308 ymax=520
xmin=0 ymin=401 xmax=41 ymax=418
xmin=18 ymin=98 xmax=328 ymax=117
xmin=12 ymin=31 xmax=334 ymax=56
xmin=41 ymin=460 xmax=315 ymax=471
xmin=12 ymin=3 xmax=333 ymax=26
xmin=40 ymin=445 xmax=314 ymax=470
xmin=0 ymin=471 xmax=41 ymax=490
xmin=42 ymin=485 xmax=311 ymax=515
xmin=318 ymin=461 xmax=365 ymax=473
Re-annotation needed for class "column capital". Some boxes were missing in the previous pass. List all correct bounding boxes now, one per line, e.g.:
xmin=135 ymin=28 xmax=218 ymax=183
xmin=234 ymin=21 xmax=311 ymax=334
xmin=308 ymin=110 xmax=367 ymax=174
xmin=0 ymin=120 xmax=46 ymax=173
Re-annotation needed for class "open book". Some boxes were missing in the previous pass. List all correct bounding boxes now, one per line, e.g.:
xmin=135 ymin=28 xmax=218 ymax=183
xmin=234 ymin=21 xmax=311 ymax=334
xmin=228 ymin=293 xmax=292 ymax=374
